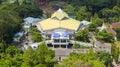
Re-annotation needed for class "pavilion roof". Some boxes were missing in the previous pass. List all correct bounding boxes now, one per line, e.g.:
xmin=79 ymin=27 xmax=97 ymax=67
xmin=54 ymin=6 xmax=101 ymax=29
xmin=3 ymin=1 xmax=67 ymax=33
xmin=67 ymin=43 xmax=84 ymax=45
xmin=39 ymin=8 xmax=80 ymax=31
xmin=51 ymin=8 xmax=69 ymax=20
xmin=39 ymin=18 xmax=80 ymax=31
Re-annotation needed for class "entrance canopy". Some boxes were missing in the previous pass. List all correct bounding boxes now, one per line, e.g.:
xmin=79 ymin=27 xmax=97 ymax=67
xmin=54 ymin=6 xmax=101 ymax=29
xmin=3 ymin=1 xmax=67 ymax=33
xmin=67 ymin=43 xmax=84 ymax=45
xmin=53 ymin=32 xmax=60 ymax=38
xmin=52 ymin=32 xmax=69 ymax=39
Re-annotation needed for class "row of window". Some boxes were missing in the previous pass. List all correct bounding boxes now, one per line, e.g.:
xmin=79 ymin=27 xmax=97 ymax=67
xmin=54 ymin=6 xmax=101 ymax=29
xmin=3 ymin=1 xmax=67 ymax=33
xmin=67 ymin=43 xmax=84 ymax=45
xmin=54 ymin=39 xmax=69 ymax=43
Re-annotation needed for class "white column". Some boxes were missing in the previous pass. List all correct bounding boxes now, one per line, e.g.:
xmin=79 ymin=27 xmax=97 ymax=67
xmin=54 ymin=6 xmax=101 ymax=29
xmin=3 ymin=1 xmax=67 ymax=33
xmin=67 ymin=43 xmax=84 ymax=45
xmin=59 ymin=39 xmax=61 ymax=48
xmin=66 ymin=39 xmax=67 ymax=48
xmin=53 ymin=44 xmax=54 ymax=48
xmin=52 ymin=39 xmax=54 ymax=49
xmin=66 ymin=45 xmax=67 ymax=48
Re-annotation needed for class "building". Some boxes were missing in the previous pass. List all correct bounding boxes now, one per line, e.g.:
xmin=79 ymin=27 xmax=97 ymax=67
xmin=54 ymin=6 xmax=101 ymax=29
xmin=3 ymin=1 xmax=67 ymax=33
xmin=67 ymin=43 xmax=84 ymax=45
xmin=98 ymin=23 xmax=117 ymax=40
xmin=37 ymin=8 xmax=81 ymax=48
xmin=80 ymin=20 xmax=91 ymax=30
xmin=107 ymin=22 xmax=120 ymax=36
xmin=13 ymin=32 xmax=24 ymax=43
xmin=98 ymin=22 xmax=120 ymax=40
xmin=23 ymin=17 xmax=41 ymax=32
xmin=98 ymin=23 xmax=107 ymax=31
xmin=23 ymin=17 xmax=41 ymax=26
xmin=111 ymin=22 xmax=120 ymax=29
xmin=110 ymin=22 xmax=120 ymax=40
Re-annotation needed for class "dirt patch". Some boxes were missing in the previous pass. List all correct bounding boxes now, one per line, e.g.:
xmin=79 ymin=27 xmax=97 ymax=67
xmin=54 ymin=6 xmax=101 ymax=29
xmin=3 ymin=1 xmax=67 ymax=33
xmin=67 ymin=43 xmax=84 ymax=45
xmin=39 ymin=1 xmax=66 ymax=14
xmin=40 ymin=4 xmax=55 ymax=14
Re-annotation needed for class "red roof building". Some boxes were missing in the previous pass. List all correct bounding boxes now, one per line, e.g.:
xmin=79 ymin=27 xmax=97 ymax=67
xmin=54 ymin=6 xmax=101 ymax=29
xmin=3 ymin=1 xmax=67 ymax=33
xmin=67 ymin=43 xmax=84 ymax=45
xmin=106 ymin=22 xmax=120 ymax=36
xmin=112 ymin=22 xmax=120 ymax=29
xmin=107 ymin=27 xmax=117 ymax=36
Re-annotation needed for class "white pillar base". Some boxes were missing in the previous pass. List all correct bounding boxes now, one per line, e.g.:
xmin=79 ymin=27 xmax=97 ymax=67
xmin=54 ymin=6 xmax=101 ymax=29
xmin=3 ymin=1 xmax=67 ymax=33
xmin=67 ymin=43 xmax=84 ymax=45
xmin=66 ymin=45 xmax=67 ymax=48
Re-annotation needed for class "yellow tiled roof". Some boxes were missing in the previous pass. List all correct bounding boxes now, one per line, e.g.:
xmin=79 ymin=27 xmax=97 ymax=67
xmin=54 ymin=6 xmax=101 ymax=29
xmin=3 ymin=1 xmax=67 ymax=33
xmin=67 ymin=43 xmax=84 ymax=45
xmin=39 ymin=18 xmax=59 ymax=30
xmin=51 ymin=9 xmax=69 ymax=20
xmin=61 ymin=18 xmax=80 ymax=30
xmin=39 ymin=9 xmax=81 ymax=31
xmin=39 ymin=18 xmax=80 ymax=31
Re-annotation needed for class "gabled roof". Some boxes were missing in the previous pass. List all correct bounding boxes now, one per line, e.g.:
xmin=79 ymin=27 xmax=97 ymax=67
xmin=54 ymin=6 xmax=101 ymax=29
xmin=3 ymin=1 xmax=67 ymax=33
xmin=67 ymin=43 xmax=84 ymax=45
xmin=39 ymin=18 xmax=80 ymax=31
xmin=107 ymin=27 xmax=117 ymax=35
xmin=112 ymin=22 xmax=120 ymax=29
xmin=81 ymin=20 xmax=91 ymax=25
xmin=24 ymin=17 xmax=40 ymax=23
xmin=51 ymin=8 xmax=69 ymax=20
xmin=39 ymin=9 xmax=81 ymax=31
xmin=39 ymin=18 xmax=59 ymax=30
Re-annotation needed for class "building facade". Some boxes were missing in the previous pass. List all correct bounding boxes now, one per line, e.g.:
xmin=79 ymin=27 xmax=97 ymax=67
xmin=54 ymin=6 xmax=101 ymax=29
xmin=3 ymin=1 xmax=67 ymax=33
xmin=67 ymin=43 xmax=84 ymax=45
xmin=37 ymin=8 xmax=81 ymax=48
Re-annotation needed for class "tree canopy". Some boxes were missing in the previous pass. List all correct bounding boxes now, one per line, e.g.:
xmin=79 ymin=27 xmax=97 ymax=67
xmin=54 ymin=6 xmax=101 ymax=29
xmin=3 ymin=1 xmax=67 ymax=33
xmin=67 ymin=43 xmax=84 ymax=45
xmin=75 ymin=29 xmax=89 ymax=42
xmin=30 ymin=27 xmax=43 ymax=42
xmin=96 ymin=29 xmax=114 ymax=42
xmin=0 ymin=43 xmax=57 ymax=67
xmin=0 ymin=9 xmax=21 ymax=43
xmin=59 ymin=51 xmax=112 ymax=67
xmin=115 ymin=27 xmax=120 ymax=40
xmin=0 ymin=2 xmax=43 ymax=43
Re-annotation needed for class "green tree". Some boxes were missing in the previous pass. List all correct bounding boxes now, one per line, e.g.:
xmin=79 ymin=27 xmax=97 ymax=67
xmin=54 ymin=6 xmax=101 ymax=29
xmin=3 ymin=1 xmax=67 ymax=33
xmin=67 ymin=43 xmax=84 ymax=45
xmin=14 ymin=4 xmax=43 ymax=18
xmin=115 ymin=27 xmax=120 ymax=40
xmin=61 ymin=52 xmax=105 ymax=67
xmin=0 ymin=0 xmax=8 ymax=4
xmin=36 ymin=43 xmax=57 ymax=67
xmin=0 ymin=59 xmax=12 ymax=67
xmin=116 ymin=0 xmax=120 ymax=7
xmin=75 ymin=29 xmax=89 ymax=42
xmin=88 ymin=23 xmax=98 ymax=32
xmin=0 ymin=7 xmax=21 ymax=43
xmin=22 ymin=43 xmax=56 ymax=67
xmin=97 ymin=52 xmax=112 ymax=67
xmin=0 ymin=42 xmax=6 ymax=53
xmin=30 ymin=27 xmax=43 ymax=42
xmin=99 ymin=6 xmax=120 ymax=23
xmin=96 ymin=29 xmax=114 ymax=42
xmin=75 ymin=7 xmax=91 ymax=21
xmin=83 ymin=0 xmax=116 ymax=16
xmin=22 ymin=46 xmax=36 ymax=67
xmin=64 ymin=5 xmax=75 ymax=15
xmin=111 ymin=44 xmax=119 ymax=63
xmin=92 ymin=13 xmax=103 ymax=27
xmin=6 ymin=46 xmax=20 ymax=57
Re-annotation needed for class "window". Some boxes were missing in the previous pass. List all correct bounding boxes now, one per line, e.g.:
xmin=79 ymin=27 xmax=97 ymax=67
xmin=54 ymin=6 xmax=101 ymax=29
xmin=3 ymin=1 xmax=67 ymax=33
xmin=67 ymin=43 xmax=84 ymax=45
xmin=54 ymin=39 xmax=59 ymax=43
xmin=61 ymin=39 xmax=66 ymax=43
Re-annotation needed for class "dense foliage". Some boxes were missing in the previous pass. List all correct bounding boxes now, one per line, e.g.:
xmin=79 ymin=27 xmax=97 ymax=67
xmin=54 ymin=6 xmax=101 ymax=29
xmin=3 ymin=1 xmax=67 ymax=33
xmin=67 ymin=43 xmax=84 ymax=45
xmin=63 ymin=0 xmax=120 ymax=23
xmin=14 ymin=4 xmax=43 ymax=18
xmin=58 ymin=50 xmax=112 ymax=67
xmin=75 ymin=29 xmax=89 ymax=42
xmin=0 ymin=43 xmax=57 ymax=67
xmin=0 ymin=6 xmax=21 ymax=43
xmin=30 ymin=27 xmax=43 ymax=42
xmin=75 ymin=6 xmax=91 ymax=21
xmin=96 ymin=30 xmax=114 ymax=42
xmin=0 ymin=1 xmax=43 ymax=43
xmin=111 ymin=44 xmax=119 ymax=63
xmin=0 ymin=0 xmax=120 ymax=67
xmin=115 ymin=27 xmax=120 ymax=40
